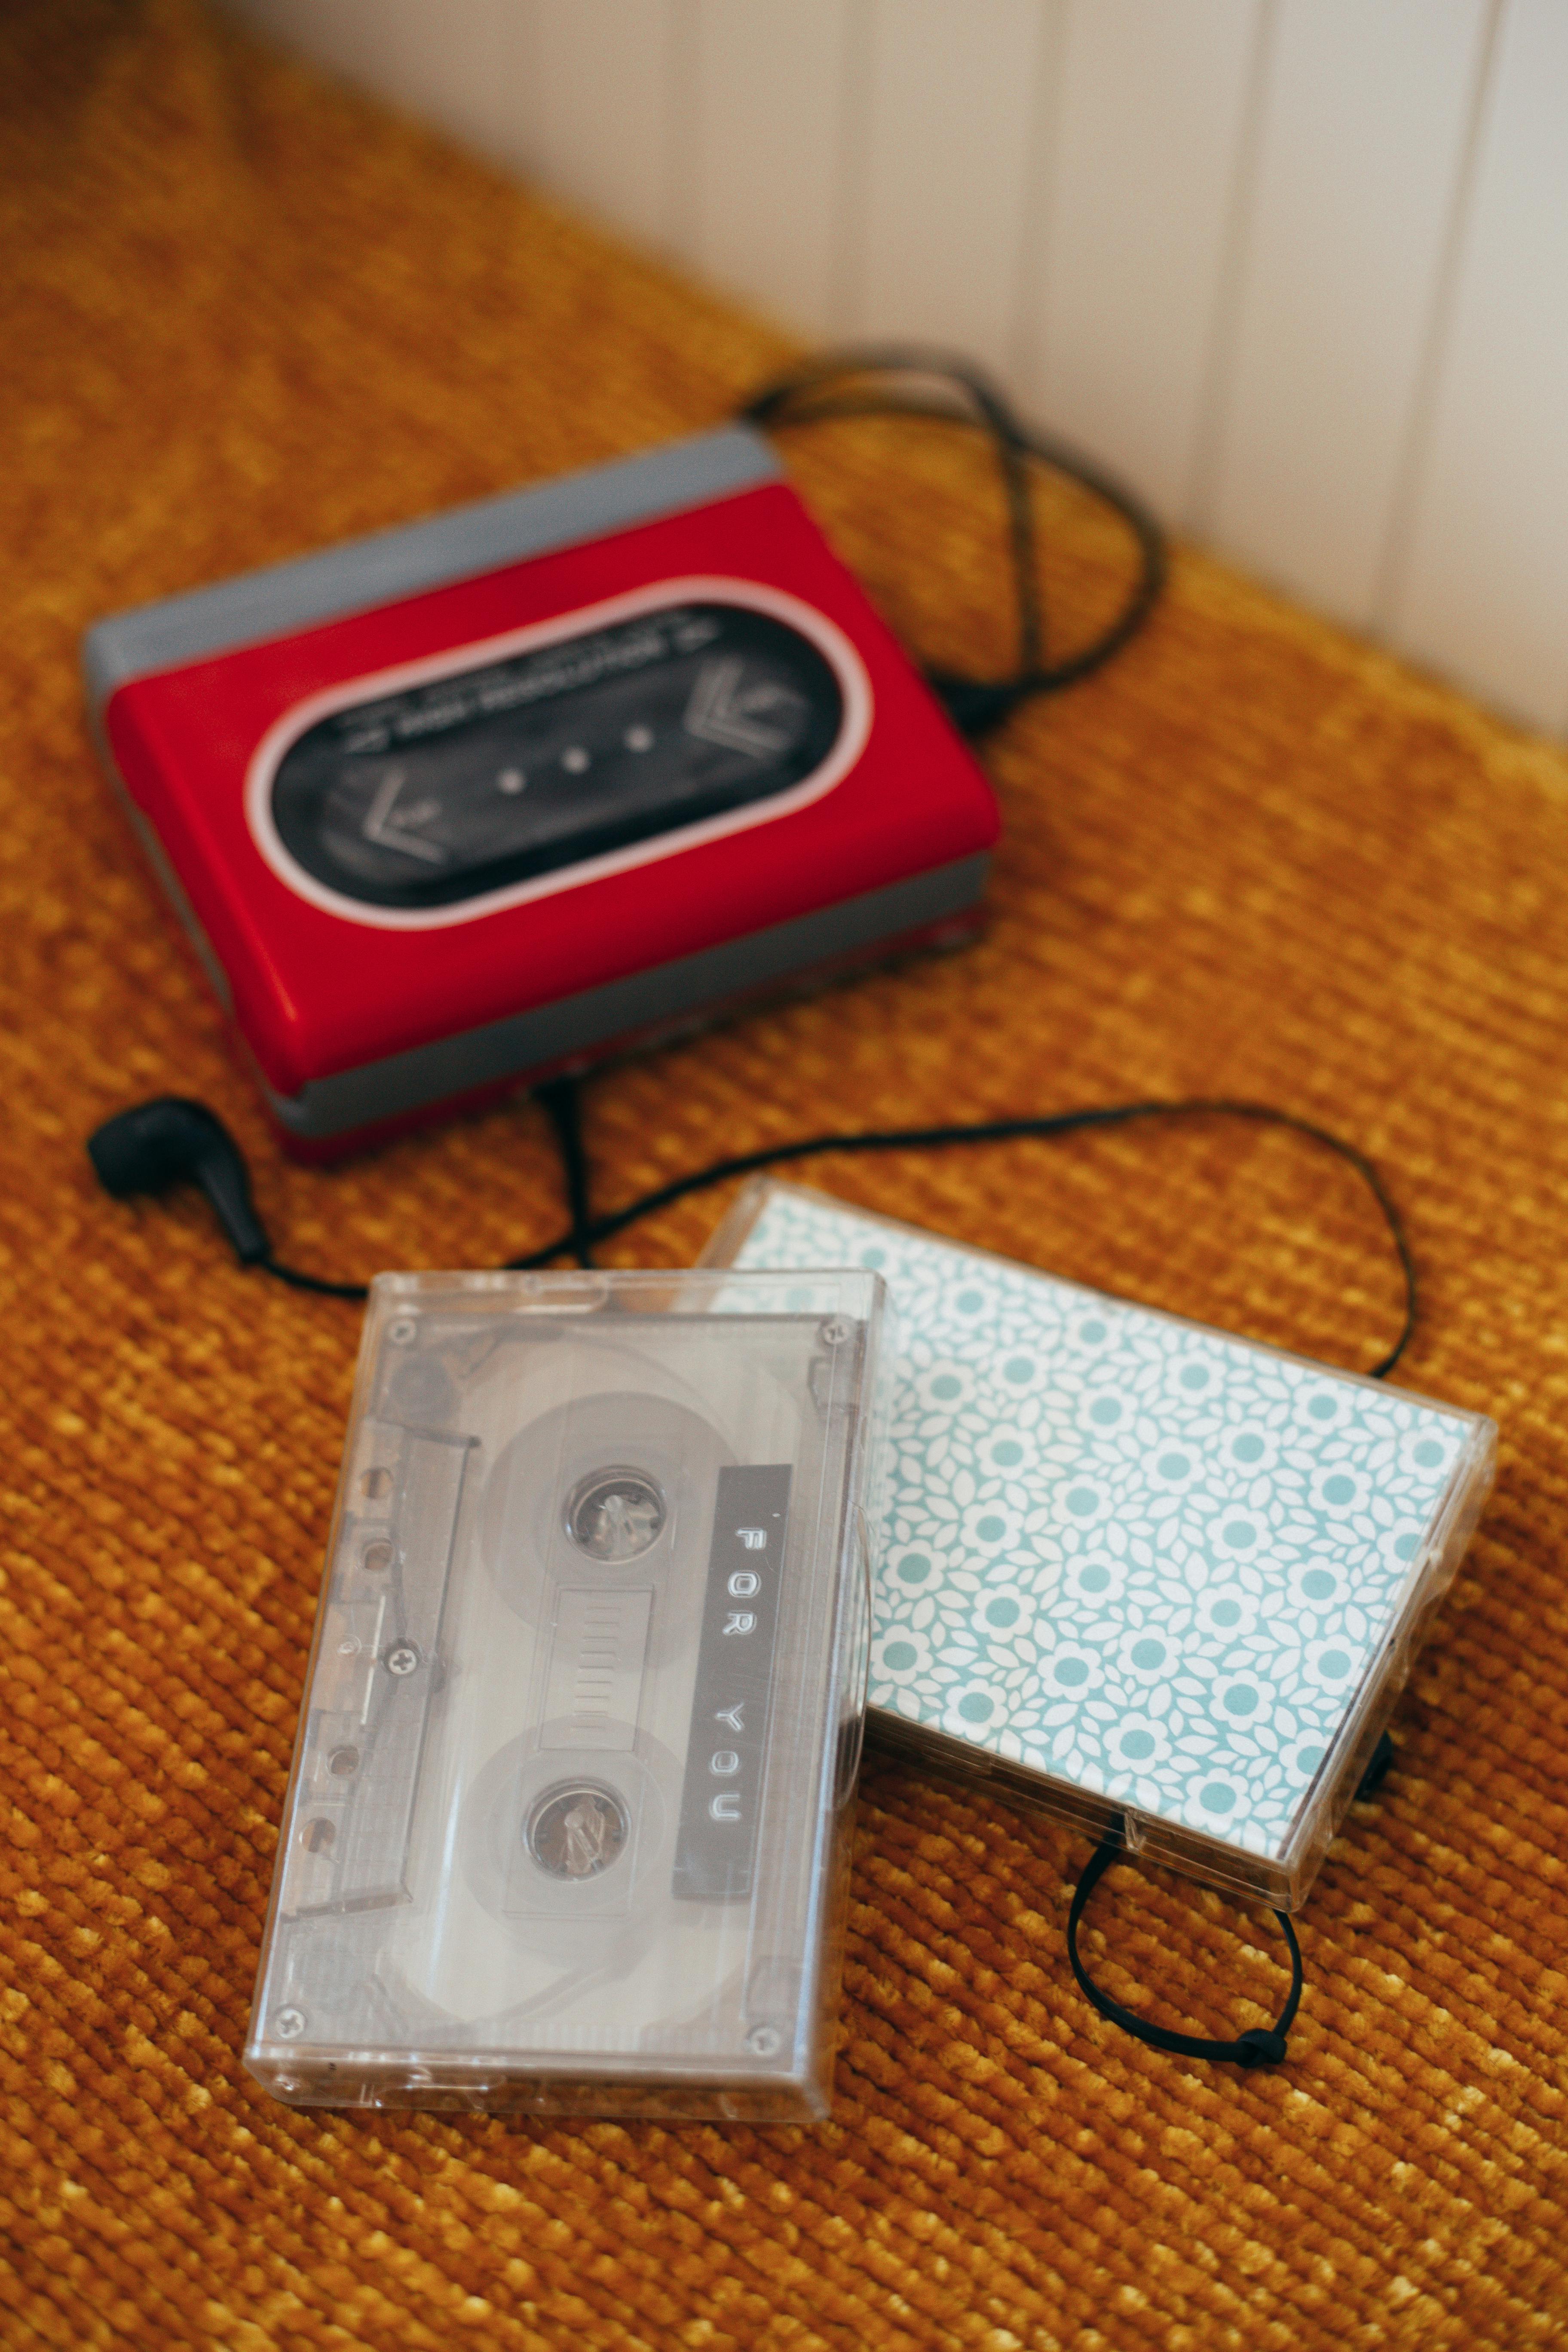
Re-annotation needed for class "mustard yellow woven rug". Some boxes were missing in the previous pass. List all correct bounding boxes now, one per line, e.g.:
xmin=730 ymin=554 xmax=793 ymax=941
xmin=4 ymin=5 xmax=1567 ymax=2345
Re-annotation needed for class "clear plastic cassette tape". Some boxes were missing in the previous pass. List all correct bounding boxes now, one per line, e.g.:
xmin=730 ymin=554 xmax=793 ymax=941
xmin=245 ymin=1267 xmax=887 ymax=2119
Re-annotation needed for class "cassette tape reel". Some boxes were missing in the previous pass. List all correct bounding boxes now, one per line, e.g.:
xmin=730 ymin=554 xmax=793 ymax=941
xmin=245 ymin=1268 xmax=886 ymax=2121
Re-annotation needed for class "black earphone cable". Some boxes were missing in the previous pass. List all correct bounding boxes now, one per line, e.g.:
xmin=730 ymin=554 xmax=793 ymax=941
xmin=535 ymin=1072 xmax=596 ymax=1268
xmin=254 ymin=1254 xmax=367 ymax=1302
xmin=1066 ymin=1818 xmax=1304 ymax=2070
xmin=255 ymin=1087 xmax=1417 ymax=1383
xmin=739 ymin=346 xmax=1167 ymax=738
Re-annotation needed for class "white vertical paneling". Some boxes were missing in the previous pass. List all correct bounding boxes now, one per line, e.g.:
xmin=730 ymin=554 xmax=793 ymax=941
xmin=1200 ymin=0 xmax=1493 ymax=626
xmin=685 ymin=0 xmax=854 ymax=337
xmin=1389 ymin=0 xmax=1568 ymax=732
xmin=849 ymin=0 xmax=1050 ymax=383
xmin=1020 ymin=0 xmax=1261 ymax=521
xmin=220 ymin=0 xmax=1568 ymax=734
xmin=228 ymin=0 xmax=390 ymax=86
xmin=515 ymin=0 xmax=677 ymax=254
xmin=228 ymin=0 xmax=542 ymax=177
xmin=364 ymin=0 xmax=519 ymax=170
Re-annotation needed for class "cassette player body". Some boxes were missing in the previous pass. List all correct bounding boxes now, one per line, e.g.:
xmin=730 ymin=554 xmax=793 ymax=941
xmin=84 ymin=427 xmax=998 ymax=1155
xmin=245 ymin=1268 xmax=888 ymax=2120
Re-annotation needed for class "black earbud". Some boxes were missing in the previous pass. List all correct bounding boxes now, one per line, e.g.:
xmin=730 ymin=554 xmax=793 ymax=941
xmin=87 ymin=1097 xmax=271 ymax=1267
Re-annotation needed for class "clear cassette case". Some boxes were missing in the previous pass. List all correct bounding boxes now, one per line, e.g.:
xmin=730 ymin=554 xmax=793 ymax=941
xmin=246 ymin=1268 xmax=887 ymax=2119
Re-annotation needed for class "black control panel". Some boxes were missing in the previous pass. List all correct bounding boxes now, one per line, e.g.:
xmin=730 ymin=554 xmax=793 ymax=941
xmin=270 ymin=600 xmax=845 ymax=910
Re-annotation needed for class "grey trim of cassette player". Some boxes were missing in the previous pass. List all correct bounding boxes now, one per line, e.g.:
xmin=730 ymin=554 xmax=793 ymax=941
xmin=83 ymin=426 xmax=781 ymax=701
xmin=264 ymin=855 xmax=989 ymax=1140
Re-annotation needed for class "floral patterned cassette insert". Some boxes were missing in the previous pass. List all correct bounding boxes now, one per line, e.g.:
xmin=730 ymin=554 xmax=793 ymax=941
xmin=702 ymin=1181 xmax=1495 ymax=1909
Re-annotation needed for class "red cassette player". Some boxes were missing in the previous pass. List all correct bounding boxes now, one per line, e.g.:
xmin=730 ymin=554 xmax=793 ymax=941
xmin=85 ymin=426 xmax=998 ymax=1155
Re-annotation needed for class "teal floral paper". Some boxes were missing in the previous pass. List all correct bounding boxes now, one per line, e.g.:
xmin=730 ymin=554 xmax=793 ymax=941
xmin=730 ymin=1186 xmax=1473 ymax=1862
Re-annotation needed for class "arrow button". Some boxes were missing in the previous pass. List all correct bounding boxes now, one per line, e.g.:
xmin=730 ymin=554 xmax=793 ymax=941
xmin=682 ymin=657 xmax=798 ymax=760
xmin=359 ymin=769 xmax=447 ymax=864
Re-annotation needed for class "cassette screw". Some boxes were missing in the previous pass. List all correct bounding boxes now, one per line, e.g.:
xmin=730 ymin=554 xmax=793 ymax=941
xmin=745 ymin=2024 xmax=781 ymax=2058
xmin=385 ymin=1642 xmax=420 ymax=1677
xmin=275 ymin=2008 xmax=306 ymax=2040
xmin=818 ymin=1318 xmax=852 ymax=1348
xmin=388 ymin=1317 xmax=417 ymax=1347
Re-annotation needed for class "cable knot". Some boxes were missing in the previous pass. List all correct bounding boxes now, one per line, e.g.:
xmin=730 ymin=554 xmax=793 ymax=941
xmin=1234 ymin=2027 xmax=1289 ymax=2068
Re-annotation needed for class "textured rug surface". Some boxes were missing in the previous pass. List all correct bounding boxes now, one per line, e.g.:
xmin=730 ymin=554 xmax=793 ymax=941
xmin=5 ymin=5 xmax=1568 ymax=2346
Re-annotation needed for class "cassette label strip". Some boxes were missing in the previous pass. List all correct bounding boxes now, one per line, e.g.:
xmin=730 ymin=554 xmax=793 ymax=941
xmin=673 ymin=1463 xmax=792 ymax=1902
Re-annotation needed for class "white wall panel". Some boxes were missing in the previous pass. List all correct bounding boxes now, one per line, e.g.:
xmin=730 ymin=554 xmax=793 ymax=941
xmin=229 ymin=0 xmax=390 ymax=87
xmin=1199 ymin=0 xmax=1493 ymax=626
xmin=1389 ymin=0 xmax=1568 ymax=733
xmin=686 ymin=0 xmax=855 ymax=339
xmin=367 ymin=0 xmax=519 ymax=170
xmin=222 ymin=0 xmax=1568 ymax=737
xmin=848 ymin=0 xmax=1050 ymax=383
xmin=1021 ymin=0 xmax=1261 ymax=521
xmin=520 ymin=0 xmax=677 ymax=255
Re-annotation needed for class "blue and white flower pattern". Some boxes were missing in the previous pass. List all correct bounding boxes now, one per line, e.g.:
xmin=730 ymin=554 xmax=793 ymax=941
xmin=735 ymin=1189 xmax=1475 ymax=1862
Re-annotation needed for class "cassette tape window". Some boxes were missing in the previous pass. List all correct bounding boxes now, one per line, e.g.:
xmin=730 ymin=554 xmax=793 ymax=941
xmin=245 ymin=1268 xmax=887 ymax=2121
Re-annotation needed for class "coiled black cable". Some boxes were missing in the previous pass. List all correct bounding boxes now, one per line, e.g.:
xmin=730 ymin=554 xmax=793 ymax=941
xmin=739 ymin=346 xmax=1167 ymax=738
xmin=259 ymin=1085 xmax=1417 ymax=1383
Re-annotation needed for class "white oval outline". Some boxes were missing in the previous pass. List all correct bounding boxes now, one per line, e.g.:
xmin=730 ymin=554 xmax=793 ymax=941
xmin=243 ymin=574 xmax=874 ymax=931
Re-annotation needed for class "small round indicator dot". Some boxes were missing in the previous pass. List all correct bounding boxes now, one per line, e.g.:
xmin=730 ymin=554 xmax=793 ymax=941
xmin=497 ymin=768 xmax=526 ymax=795
xmin=624 ymin=725 xmax=654 ymax=752
xmin=561 ymin=746 xmax=590 ymax=774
